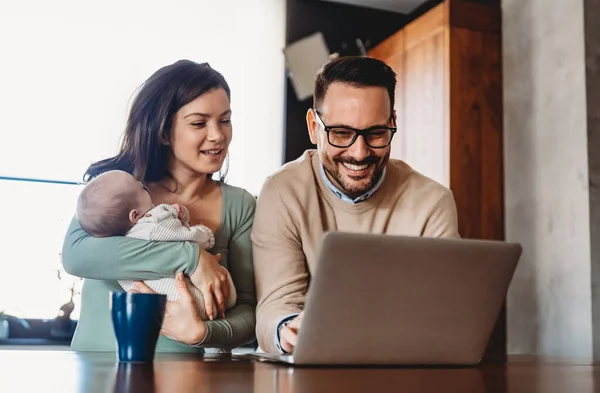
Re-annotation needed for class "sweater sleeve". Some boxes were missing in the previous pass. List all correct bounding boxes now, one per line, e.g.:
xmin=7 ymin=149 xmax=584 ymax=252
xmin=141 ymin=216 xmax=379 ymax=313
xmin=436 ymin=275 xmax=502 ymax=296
xmin=252 ymin=178 xmax=308 ymax=353
xmin=61 ymin=216 xmax=199 ymax=280
xmin=196 ymin=189 xmax=257 ymax=349
xmin=422 ymin=190 xmax=461 ymax=238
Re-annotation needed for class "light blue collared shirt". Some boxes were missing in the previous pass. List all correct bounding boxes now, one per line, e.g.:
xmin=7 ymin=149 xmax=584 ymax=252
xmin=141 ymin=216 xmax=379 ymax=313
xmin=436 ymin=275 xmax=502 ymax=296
xmin=319 ymin=164 xmax=387 ymax=204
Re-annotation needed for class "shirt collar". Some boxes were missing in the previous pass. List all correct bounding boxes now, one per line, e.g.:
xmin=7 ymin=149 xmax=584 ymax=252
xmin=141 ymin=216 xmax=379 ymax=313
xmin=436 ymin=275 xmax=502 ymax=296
xmin=319 ymin=164 xmax=386 ymax=204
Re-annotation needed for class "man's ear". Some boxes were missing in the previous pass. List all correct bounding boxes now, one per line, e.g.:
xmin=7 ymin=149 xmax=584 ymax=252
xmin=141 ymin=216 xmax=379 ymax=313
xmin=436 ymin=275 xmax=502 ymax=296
xmin=306 ymin=109 xmax=319 ymax=145
xmin=129 ymin=209 xmax=141 ymax=224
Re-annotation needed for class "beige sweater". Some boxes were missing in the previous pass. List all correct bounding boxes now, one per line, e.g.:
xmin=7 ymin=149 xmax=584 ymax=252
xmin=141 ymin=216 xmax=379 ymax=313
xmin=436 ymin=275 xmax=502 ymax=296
xmin=251 ymin=150 xmax=460 ymax=353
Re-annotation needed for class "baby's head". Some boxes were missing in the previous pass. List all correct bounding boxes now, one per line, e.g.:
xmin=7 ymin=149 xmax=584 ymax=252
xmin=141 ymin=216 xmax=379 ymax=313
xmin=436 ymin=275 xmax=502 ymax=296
xmin=76 ymin=170 xmax=154 ymax=237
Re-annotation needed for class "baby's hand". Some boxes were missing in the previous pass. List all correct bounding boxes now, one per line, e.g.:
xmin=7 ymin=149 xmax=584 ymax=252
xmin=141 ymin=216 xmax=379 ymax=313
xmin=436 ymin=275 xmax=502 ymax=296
xmin=171 ymin=203 xmax=182 ymax=216
xmin=171 ymin=203 xmax=189 ymax=222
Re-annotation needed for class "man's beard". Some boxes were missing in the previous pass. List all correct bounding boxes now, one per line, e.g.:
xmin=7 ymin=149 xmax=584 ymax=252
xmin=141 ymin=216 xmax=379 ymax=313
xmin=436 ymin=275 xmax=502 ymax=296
xmin=324 ymin=153 xmax=388 ymax=200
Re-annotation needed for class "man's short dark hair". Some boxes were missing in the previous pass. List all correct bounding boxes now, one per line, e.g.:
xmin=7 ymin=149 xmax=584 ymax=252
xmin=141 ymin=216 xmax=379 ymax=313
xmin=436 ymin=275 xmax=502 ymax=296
xmin=313 ymin=56 xmax=397 ymax=113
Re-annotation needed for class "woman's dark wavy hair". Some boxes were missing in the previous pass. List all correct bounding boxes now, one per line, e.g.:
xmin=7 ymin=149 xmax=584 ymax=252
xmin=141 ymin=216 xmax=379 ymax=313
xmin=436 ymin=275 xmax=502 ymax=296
xmin=84 ymin=60 xmax=231 ymax=183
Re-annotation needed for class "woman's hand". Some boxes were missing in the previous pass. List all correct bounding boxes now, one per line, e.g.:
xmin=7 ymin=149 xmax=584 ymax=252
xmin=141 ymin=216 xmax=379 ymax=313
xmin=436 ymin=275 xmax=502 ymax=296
xmin=132 ymin=273 xmax=207 ymax=345
xmin=190 ymin=249 xmax=230 ymax=320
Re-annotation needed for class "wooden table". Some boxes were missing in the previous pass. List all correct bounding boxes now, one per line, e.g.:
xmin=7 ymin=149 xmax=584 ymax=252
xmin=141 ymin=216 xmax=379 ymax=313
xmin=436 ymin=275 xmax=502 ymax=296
xmin=0 ymin=350 xmax=598 ymax=393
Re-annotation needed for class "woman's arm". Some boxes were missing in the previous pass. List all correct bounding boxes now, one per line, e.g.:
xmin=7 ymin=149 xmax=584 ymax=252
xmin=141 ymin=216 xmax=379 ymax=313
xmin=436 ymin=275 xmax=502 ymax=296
xmin=62 ymin=216 xmax=199 ymax=280
xmin=196 ymin=190 xmax=257 ymax=349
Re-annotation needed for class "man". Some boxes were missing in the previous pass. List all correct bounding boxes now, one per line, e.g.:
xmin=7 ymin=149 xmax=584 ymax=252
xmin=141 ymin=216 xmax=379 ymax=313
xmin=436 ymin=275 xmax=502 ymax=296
xmin=252 ymin=56 xmax=459 ymax=354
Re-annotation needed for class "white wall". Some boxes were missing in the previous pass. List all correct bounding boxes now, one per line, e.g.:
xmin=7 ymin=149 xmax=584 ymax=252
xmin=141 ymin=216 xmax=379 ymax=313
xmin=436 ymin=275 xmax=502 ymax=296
xmin=0 ymin=0 xmax=285 ymax=319
xmin=0 ymin=0 xmax=286 ymax=196
xmin=503 ymin=0 xmax=592 ymax=358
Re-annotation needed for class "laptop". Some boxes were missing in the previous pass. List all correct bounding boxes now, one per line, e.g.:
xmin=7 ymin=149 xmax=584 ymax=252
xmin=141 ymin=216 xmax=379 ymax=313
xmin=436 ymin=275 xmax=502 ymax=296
xmin=250 ymin=232 xmax=522 ymax=366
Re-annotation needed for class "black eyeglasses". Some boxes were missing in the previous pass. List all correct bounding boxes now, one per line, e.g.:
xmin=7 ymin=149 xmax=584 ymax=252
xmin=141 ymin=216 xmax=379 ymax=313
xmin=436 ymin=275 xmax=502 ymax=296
xmin=313 ymin=110 xmax=397 ymax=149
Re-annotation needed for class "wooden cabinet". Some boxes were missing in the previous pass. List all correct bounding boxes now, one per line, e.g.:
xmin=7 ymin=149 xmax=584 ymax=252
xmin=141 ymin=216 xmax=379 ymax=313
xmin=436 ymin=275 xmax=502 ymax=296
xmin=370 ymin=0 xmax=505 ymax=362
xmin=371 ymin=5 xmax=449 ymax=187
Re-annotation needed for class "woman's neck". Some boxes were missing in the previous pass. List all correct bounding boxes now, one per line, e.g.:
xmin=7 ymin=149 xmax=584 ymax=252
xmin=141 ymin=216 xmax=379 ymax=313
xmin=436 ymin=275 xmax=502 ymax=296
xmin=158 ymin=168 xmax=214 ymax=204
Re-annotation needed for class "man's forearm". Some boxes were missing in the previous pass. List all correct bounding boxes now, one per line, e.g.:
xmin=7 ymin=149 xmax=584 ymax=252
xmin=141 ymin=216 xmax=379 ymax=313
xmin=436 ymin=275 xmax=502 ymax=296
xmin=256 ymin=303 xmax=303 ymax=353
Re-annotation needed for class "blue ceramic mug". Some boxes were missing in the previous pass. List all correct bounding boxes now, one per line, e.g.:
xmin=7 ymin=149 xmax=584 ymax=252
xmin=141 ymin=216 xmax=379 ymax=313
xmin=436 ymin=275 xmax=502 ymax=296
xmin=110 ymin=292 xmax=167 ymax=363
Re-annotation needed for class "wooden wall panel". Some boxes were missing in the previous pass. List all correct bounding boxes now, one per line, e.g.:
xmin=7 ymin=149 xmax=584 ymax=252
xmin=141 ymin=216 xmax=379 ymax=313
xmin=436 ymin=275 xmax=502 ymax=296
xmin=449 ymin=28 xmax=504 ymax=241
xmin=370 ymin=3 xmax=450 ymax=187
xmin=449 ymin=0 xmax=501 ymax=33
xmin=369 ymin=29 xmax=405 ymax=61
xmin=404 ymin=2 xmax=447 ymax=50
xmin=371 ymin=30 xmax=407 ymax=163
xmin=403 ymin=28 xmax=449 ymax=187
xmin=449 ymin=22 xmax=505 ymax=362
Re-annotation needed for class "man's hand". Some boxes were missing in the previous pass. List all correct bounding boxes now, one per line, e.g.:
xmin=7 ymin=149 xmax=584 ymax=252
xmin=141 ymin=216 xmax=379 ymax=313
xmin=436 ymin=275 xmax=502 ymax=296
xmin=280 ymin=311 xmax=304 ymax=353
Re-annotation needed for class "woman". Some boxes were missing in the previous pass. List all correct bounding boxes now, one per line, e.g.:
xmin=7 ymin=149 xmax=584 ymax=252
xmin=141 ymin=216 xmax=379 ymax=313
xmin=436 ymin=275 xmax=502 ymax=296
xmin=62 ymin=60 xmax=256 ymax=352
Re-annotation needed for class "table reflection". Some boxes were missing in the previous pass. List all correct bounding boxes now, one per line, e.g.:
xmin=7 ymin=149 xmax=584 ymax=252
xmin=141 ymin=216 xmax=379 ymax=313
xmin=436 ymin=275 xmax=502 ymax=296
xmin=112 ymin=363 xmax=155 ymax=393
xmin=1 ymin=350 xmax=597 ymax=393
xmin=109 ymin=353 xmax=254 ymax=393
xmin=252 ymin=361 xmax=488 ymax=393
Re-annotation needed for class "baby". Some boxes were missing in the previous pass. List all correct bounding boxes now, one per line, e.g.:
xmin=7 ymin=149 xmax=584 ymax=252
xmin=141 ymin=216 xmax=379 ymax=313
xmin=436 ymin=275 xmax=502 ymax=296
xmin=76 ymin=170 xmax=236 ymax=321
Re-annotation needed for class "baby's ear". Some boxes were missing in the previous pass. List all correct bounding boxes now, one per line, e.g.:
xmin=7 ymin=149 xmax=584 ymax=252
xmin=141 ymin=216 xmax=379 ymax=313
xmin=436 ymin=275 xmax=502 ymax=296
xmin=129 ymin=209 xmax=141 ymax=223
